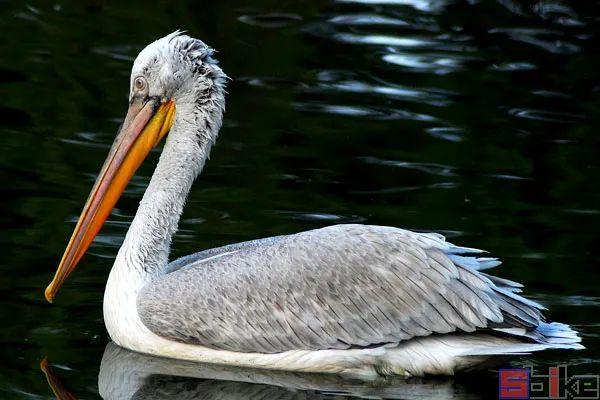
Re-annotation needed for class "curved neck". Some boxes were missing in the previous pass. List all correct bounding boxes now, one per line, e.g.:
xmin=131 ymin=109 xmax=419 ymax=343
xmin=114 ymin=87 xmax=225 ymax=280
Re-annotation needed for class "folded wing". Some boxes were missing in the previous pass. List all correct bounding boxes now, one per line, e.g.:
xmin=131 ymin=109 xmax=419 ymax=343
xmin=137 ymin=224 xmax=545 ymax=353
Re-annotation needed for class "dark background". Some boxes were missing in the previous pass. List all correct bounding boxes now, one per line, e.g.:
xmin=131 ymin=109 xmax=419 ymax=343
xmin=0 ymin=0 xmax=598 ymax=398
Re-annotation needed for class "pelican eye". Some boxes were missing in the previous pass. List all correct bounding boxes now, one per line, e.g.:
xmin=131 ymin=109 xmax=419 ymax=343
xmin=134 ymin=76 xmax=147 ymax=91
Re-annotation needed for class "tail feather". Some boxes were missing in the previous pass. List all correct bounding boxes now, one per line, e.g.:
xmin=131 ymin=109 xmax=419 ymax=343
xmin=535 ymin=322 xmax=584 ymax=348
xmin=442 ymin=246 xmax=582 ymax=352
xmin=481 ymin=273 xmax=523 ymax=293
xmin=464 ymin=322 xmax=585 ymax=357
xmin=448 ymin=254 xmax=502 ymax=271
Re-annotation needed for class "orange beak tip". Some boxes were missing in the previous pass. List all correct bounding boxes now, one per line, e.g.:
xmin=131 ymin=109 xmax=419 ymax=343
xmin=44 ymin=285 xmax=55 ymax=304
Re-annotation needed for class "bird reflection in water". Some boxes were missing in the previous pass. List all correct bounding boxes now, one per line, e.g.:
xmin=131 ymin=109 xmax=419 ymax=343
xmin=41 ymin=343 xmax=491 ymax=399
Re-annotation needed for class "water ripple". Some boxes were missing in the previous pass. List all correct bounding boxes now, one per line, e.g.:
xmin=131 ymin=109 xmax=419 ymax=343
xmin=425 ymin=127 xmax=464 ymax=142
xmin=359 ymin=156 xmax=456 ymax=176
xmin=59 ymin=131 xmax=112 ymax=149
xmin=351 ymin=181 xmax=457 ymax=194
xmin=533 ymin=1 xmax=584 ymax=27
xmin=383 ymin=52 xmax=466 ymax=74
xmin=238 ymin=76 xmax=306 ymax=90
xmin=490 ymin=62 xmax=537 ymax=71
xmin=238 ymin=13 xmax=302 ymax=28
xmin=331 ymin=32 xmax=436 ymax=47
xmin=275 ymin=211 xmax=366 ymax=223
xmin=312 ymin=72 xmax=452 ymax=106
xmin=92 ymin=45 xmax=138 ymax=62
xmin=293 ymin=102 xmax=436 ymax=121
xmin=532 ymin=295 xmax=600 ymax=307
xmin=490 ymin=27 xmax=581 ymax=54
xmin=508 ymin=108 xmax=586 ymax=123
xmin=485 ymin=174 xmax=530 ymax=181
xmin=335 ymin=0 xmax=450 ymax=13
xmin=328 ymin=14 xmax=409 ymax=27
xmin=531 ymin=90 xmax=571 ymax=99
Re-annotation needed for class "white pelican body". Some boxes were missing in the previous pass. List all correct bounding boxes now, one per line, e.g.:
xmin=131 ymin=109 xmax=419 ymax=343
xmin=45 ymin=32 xmax=582 ymax=378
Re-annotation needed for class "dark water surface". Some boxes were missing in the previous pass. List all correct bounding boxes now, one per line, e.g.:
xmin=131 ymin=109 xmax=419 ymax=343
xmin=1 ymin=0 xmax=599 ymax=398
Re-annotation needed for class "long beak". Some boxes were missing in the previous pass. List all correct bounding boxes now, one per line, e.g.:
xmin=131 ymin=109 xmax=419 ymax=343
xmin=44 ymin=97 xmax=175 ymax=303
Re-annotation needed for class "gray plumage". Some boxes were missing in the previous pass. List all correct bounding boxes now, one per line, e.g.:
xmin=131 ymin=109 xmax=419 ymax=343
xmin=137 ymin=224 xmax=578 ymax=354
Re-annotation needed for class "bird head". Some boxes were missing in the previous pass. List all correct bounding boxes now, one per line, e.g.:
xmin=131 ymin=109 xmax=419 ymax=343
xmin=44 ymin=32 xmax=226 ymax=302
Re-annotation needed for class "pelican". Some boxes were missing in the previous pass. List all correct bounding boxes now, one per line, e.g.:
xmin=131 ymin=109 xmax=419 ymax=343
xmin=44 ymin=32 xmax=582 ymax=377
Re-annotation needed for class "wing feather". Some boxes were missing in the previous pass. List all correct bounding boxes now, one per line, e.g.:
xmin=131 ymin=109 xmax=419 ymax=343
xmin=138 ymin=224 xmax=543 ymax=353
